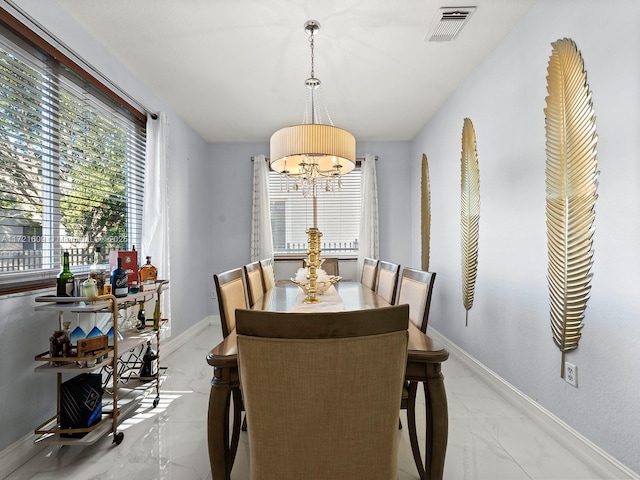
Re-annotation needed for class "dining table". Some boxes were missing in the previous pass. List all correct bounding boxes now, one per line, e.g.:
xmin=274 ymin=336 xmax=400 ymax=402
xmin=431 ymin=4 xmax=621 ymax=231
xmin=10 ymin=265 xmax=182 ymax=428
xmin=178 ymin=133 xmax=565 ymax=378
xmin=206 ymin=280 xmax=449 ymax=480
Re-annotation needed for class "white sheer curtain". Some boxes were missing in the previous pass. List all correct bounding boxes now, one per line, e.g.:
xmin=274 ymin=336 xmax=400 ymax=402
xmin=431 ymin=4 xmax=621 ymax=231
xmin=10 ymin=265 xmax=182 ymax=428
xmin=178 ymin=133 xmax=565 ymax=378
xmin=358 ymin=154 xmax=379 ymax=276
xmin=142 ymin=112 xmax=171 ymax=318
xmin=250 ymin=155 xmax=274 ymax=261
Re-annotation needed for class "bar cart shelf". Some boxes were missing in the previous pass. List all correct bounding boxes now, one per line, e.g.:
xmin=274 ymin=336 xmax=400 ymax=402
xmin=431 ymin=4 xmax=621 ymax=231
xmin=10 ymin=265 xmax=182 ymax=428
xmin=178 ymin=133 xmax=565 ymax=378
xmin=33 ymin=280 xmax=169 ymax=446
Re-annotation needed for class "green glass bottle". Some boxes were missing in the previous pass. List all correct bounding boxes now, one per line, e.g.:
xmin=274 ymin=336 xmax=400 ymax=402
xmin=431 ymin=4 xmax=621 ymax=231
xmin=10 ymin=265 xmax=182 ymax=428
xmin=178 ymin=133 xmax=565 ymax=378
xmin=56 ymin=251 xmax=75 ymax=297
xmin=153 ymin=299 xmax=160 ymax=330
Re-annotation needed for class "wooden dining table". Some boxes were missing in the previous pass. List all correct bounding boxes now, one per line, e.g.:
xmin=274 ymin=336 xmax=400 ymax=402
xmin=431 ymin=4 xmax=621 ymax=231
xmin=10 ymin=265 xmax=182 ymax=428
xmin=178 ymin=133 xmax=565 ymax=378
xmin=206 ymin=280 xmax=449 ymax=480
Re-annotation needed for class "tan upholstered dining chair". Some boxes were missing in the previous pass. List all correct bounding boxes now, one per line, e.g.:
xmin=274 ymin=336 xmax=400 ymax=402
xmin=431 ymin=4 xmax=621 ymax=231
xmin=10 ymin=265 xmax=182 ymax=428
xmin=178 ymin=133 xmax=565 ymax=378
xmin=213 ymin=267 xmax=249 ymax=461
xmin=259 ymin=258 xmax=275 ymax=291
xmin=235 ymin=305 xmax=409 ymax=480
xmin=376 ymin=260 xmax=401 ymax=305
xmin=301 ymin=257 xmax=339 ymax=276
xmin=396 ymin=267 xmax=437 ymax=474
xmin=396 ymin=268 xmax=437 ymax=333
xmin=213 ymin=267 xmax=248 ymax=338
xmin=321 ymin=257 xmax=339 ymax=276
xmin=360 ymin=257 xmax=378 ymax=290
xmin=244 ymin=261 xmax=265 ymax=307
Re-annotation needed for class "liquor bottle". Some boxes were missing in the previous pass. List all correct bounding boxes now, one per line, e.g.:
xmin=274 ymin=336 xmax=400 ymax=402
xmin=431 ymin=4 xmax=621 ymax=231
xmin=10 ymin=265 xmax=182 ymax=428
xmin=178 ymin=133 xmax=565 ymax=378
xmin=136 ymin=301 xmax=146 ymax=330
xmin=110 ymin=257 xmax=129 ymax=297
xmin=89 ymin=246 xmax=105 ymax=293
xmin=56 ymin=251 xmax=75 ymax=297
xmin=139 ymin=256 xmax=158 ymax=284
xmin=139 ymin=340 xmax=158 ymax=380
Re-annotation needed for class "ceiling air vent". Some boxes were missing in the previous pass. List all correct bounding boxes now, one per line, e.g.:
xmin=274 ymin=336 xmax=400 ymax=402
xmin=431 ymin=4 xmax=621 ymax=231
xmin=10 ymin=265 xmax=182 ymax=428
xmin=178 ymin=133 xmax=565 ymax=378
xmin=426 ymin=6 xmax=476 ymax=42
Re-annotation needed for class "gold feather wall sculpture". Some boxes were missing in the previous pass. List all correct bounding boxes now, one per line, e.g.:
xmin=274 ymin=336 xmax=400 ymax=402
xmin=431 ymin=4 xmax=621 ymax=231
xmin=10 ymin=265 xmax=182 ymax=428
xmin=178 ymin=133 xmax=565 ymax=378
xmin=421 ymin=154 xmax=431 ymax=271
xmin=461 ymin=118 xmax=480 ymax=326
xmin=544 ymin=38 xmax=598 ymax=378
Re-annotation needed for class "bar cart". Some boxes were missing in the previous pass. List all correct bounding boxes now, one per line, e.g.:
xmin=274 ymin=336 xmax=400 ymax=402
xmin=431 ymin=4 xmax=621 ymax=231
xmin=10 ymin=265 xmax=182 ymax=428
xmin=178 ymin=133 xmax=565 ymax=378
xmin=33 ymin=280 xmax=169 ymax=446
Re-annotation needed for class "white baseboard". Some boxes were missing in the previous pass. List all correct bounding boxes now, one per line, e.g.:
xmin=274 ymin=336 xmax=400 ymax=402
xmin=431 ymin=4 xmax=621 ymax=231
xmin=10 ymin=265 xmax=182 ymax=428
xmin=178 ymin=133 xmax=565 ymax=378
xmin=0 ymin=432 xmax=45 ymax=479
xmin=0 ymin=315 xmax=217 ymax=479
xmin=427 ymin=328 xmax=639 ymax=480
xmin=161 ymin=315 xmax=218 ymax=357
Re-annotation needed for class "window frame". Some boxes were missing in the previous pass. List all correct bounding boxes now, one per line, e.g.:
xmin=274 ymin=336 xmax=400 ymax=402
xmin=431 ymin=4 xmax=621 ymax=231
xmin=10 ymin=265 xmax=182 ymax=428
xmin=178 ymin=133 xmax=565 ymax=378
xmin=0 ymin=10 xmax=147 ymax=294
xmin=268 ymin=162 xmax=362 ymax=260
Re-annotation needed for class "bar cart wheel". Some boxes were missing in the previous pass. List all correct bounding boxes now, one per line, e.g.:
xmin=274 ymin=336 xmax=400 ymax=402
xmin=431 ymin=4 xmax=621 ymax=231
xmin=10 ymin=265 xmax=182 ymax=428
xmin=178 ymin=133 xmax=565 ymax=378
xmin=113 ymin=431 xmax=124 ymax=445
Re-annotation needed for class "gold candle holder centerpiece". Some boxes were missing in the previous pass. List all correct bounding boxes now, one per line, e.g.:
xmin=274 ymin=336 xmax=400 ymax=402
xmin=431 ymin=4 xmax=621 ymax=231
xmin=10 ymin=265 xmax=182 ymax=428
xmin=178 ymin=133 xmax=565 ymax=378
xmin=303 ymin=227 xmax=322 ymax=303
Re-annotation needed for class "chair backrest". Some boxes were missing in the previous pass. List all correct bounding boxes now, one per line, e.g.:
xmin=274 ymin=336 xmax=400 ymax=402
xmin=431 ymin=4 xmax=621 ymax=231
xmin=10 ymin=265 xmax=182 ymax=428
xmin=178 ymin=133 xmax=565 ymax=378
xmin=321 ymin=257 xmax=339 ymax=276
xmin=360 ymin=257 xmax=378 ymax=291
xmin=397 ymin=268 xmax=436 ymax=332
xmin=236 ymin=305 xmax=409 ymax=480
xmin=260 ymin=258 xmax=276 ymax=292
xmin=259 ymin=258 xmax=275 ymax=291
xmin=244 ymin=261 xmax=265 ymax=307
xmin=376 ymin=260 xmax=401 ymax=305
xmin=213 ymin=268 xmax=248 ymax=337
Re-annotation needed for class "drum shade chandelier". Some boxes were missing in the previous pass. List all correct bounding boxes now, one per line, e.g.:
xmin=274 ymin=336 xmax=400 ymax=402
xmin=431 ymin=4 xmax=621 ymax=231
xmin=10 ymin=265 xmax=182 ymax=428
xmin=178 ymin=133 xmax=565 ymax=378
xmin=270 ymin=21 xmax=356 ymax=196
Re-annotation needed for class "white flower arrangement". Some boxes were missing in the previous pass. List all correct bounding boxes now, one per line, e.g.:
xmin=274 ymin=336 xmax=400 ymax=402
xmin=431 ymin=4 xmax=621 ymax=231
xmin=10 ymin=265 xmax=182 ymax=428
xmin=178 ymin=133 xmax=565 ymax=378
xmin=295 ymin=267 xmax=330 ymax=284
xmin=293 ymin=267 xmax=334 ymax=294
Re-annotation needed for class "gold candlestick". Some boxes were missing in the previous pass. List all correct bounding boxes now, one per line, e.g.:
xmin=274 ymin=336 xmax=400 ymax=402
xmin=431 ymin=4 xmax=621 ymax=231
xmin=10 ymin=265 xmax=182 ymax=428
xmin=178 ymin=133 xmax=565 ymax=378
xmin=304 ymin=227 xmax=322 ymax=303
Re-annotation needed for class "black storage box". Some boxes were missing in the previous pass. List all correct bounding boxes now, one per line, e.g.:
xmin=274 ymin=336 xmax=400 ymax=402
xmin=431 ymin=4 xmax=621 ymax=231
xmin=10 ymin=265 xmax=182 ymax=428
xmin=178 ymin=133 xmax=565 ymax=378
xmin=60 ymin=373 xmax=103 ymax=438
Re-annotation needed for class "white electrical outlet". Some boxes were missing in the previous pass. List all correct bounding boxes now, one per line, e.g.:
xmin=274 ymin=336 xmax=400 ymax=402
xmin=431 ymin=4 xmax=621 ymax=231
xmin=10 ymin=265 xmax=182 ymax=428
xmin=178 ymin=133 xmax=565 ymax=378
xmin=211 ymin=290 xmax=216 ymax=300
xmin=564 ymin=362 xmax=578 ymax=387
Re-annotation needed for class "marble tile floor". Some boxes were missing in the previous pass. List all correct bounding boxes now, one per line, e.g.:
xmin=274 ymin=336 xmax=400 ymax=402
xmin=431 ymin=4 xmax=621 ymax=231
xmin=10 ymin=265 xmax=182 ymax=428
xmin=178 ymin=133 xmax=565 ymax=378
xmin=6 ymin=322 xmax=607 ymax=480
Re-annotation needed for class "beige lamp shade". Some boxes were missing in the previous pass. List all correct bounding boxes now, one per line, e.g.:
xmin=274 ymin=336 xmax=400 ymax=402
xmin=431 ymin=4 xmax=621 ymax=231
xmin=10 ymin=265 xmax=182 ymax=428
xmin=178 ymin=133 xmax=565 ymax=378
xmin=270 ymin=124 xmax=356 ymax=176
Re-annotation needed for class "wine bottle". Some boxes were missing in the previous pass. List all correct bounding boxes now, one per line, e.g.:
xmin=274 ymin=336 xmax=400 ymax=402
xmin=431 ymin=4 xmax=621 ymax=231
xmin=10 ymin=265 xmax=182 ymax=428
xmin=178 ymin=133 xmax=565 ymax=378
xmin=110 ymin=257 xmax=129 ymax=297
xmin=56 ymin=251 xmax=75 ymax=297
xmin=139 ymin=340 xmax=158 ymax=380
xmin=139 ymin=256 xmax=158 ymax=284
xmin=136 ymin=301 xmax=146 ymax=330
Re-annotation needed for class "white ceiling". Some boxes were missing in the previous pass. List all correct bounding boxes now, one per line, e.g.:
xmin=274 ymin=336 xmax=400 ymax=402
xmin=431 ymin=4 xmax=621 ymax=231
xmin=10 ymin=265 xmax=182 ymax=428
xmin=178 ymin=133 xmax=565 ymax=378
xmin=54 ymin=0 xmax=536 ymax=144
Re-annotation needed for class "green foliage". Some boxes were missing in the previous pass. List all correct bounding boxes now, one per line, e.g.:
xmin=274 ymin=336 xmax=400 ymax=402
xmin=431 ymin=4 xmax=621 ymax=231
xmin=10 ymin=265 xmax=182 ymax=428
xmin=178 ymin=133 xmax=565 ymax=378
xmin=1 ymin=51 xmax=131 ymax=263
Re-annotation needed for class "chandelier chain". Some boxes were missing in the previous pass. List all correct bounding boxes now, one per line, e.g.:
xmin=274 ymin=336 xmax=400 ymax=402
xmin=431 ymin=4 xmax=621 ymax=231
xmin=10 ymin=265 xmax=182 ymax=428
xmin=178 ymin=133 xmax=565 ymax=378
xmin=309 ymin=31 xmax=315 ymax=80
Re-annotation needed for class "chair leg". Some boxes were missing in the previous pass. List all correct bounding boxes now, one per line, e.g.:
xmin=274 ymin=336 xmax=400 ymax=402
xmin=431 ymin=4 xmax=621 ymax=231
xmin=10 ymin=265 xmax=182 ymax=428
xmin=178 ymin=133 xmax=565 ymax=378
xmin=229 ymin=388 xmax=242 ymax=467
xmin=241 ymin=415 xmax=248 ymax=431
xmin=407 ymin=381 xmax=427 ymax=480
xmin=399 ymin=379 xmax=410 ymax=429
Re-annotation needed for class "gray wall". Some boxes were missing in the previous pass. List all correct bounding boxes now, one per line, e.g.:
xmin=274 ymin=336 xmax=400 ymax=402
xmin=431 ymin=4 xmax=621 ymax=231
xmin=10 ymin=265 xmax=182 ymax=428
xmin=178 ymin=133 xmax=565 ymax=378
xmin=358 ymin=141 xmax=413 ymax=270
xmin=410 ymin=0 xmax=640 ymax=472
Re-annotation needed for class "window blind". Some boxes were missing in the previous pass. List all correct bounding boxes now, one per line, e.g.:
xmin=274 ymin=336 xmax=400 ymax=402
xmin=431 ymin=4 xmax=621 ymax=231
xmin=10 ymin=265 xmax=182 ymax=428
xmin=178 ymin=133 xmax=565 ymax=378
xmin=0 ymin=23 xmax=145 ymax=287
xmin=268 ymin=167 xmax=361 ymax=256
